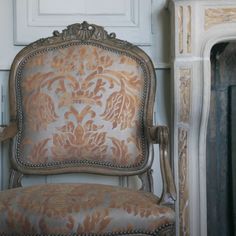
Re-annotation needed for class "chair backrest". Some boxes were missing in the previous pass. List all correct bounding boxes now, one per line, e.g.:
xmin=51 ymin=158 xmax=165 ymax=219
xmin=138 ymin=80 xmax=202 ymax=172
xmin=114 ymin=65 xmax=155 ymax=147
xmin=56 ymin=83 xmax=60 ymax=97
xmin=9 ymin=22 xmax=156 ymax=186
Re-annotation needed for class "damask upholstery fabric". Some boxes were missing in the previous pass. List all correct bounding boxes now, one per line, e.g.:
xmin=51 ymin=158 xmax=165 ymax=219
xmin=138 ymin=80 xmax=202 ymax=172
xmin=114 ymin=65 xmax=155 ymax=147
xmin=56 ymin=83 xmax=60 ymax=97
xmin=15 ymin=44 xmax=148 ymax=170
xmin=0 ymin=183 xmax=174 ymax=234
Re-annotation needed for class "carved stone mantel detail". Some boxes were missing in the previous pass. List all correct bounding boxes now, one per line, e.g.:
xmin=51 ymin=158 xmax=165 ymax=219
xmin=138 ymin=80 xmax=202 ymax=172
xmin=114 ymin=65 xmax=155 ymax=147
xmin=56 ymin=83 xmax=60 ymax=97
xmin=205 ymin=8 xmax=236 ymax=30
xmin=178 ymin=128 xmax=189 ymax=236
xmin=170 ymin=1 xmax=236 ymax=236
xmin=178 ymin=6 xmax=184 ymax=54
xmin=179 ymin=68 xmax=191 ymax=123
xmin=177 ymin=5 xmax=192 ymax=54
xmin=186 ymin=6 xmax=192 ymax=53
xmin=178 ymin=67 xmax=191 ymax=236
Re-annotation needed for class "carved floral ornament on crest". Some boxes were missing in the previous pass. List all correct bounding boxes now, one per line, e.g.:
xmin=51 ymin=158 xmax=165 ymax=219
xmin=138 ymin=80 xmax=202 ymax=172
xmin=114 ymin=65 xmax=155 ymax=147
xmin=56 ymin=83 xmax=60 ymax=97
xmin=31 ymin=21 xmax=134 ymax=50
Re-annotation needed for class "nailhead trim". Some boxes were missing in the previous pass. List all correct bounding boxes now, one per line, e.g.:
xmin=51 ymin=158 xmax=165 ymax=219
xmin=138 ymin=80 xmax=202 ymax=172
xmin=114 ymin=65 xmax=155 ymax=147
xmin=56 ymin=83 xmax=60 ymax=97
xmin=14 ymin=42 xmax=151 ymax=172
xmin=0 ymin=223 xmax=174 ymax=236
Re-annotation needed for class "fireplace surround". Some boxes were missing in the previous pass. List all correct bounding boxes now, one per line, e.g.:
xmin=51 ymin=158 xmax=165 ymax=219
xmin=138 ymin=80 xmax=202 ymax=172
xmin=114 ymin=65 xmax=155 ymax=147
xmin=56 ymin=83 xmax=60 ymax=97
xmin=169 ymin=1 xmax=236 ymax=235
xmin=207 ymin=42 xmax=236 ymax=236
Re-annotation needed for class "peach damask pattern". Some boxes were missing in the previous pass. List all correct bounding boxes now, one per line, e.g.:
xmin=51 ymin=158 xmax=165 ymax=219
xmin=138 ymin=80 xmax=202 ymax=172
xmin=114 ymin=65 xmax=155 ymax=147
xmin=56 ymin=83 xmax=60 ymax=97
xmin=18 ymin=44 xmax=146 ymax=168
xmin=0 ymin=183 xmax=175 ymax=234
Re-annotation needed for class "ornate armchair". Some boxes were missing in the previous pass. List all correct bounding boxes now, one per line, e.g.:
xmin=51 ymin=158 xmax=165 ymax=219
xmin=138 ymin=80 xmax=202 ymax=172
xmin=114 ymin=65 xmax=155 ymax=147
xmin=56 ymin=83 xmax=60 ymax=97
xmin=0 ymin=22 xmax=176 ymax=235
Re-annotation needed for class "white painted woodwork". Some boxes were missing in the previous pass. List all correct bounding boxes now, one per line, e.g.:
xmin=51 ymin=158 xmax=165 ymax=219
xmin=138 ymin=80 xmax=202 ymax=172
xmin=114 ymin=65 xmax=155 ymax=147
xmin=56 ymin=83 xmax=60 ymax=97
xmin=0 ymin=0 xmax=23 ymax=70
xmin=39 ymin=0 xmax=126 ymax=15
xmin=14 ymin=0 xmax=150 ymax=45
xmin=0 ymin=0 xmax=171 ymax=70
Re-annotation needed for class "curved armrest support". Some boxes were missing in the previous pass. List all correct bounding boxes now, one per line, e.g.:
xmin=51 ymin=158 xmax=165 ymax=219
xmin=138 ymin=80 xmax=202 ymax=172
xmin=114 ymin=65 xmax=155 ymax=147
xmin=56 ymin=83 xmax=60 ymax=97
xmin=0 ymin=122 xmax=17 ymax=142
xmin=149 ymin=126 xmax=177 ymax=205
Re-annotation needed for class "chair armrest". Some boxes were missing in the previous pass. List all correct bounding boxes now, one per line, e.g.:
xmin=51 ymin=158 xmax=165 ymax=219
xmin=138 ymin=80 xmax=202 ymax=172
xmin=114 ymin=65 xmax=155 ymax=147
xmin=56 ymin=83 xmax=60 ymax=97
xmin=0 ymin=122 xmax=17 ymax=142
xmin=149 ymin=126 xmax=177 ymax=205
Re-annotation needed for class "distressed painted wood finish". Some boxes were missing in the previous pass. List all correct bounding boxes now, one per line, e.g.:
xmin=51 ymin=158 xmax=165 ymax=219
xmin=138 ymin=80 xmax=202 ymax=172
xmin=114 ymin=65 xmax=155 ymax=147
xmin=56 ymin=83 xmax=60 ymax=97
xmin=205 ymin=8 xmax=236 ymax=30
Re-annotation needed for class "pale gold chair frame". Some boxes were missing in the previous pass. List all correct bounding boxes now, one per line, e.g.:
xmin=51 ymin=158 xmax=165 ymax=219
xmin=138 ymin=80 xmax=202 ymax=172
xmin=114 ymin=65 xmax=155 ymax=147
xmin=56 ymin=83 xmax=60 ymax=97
xmin=0 ymin=21 xmax=176 ymax=235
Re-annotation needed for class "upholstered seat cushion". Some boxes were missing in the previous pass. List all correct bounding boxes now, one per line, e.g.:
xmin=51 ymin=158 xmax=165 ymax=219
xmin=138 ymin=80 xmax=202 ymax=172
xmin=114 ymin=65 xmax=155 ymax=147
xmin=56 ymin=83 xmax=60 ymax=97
xmin=0 ymin=183 xmax=174 ymax=235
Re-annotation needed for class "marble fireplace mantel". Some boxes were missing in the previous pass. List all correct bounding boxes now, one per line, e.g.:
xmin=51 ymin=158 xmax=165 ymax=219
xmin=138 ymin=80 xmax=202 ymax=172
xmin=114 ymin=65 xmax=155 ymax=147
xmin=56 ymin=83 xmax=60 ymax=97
xmin=169 ymin=0 xmax=236 ymax=235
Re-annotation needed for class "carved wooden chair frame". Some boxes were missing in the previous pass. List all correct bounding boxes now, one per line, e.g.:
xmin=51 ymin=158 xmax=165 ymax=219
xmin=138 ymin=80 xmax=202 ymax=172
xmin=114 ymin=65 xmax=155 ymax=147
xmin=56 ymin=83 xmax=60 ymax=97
xmin=0 ymin=21 xmax=176 ymax=235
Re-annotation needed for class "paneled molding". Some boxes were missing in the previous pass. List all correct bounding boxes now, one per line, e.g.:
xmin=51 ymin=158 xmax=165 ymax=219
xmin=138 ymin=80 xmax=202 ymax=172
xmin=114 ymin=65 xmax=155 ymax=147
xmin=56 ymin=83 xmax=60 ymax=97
xmin=14 ymin=0 xmax=151 ymax=45
xmin=169 ymin=0 xmax=236 ymax=236
xmin=29 ymin=0 xmax=137 ymax=27
xmin=4 ymin=0 xmax=172 ymax=70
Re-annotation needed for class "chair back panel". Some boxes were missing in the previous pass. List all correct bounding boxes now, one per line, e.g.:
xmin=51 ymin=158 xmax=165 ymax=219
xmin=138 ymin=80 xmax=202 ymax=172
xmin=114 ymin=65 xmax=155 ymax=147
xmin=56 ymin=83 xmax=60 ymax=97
xmin=9 ymin=23 xmax=156 ymax=175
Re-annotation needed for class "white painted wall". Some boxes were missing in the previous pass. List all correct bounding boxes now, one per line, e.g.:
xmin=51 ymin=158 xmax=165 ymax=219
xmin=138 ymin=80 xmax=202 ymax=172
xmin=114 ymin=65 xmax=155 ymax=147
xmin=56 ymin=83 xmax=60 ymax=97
xmin=0 ymin=0 xmax=171 ymax=197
